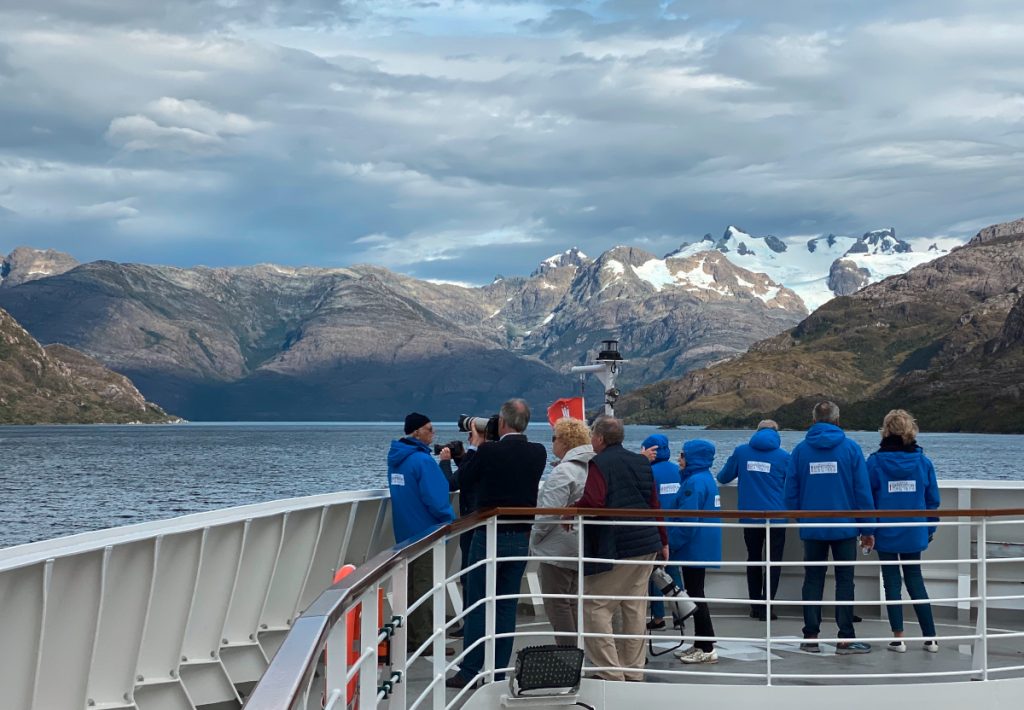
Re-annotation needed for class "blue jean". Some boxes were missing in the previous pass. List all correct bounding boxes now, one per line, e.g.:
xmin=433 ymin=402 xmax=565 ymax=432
xmin=458 ymin=528 xmax=529 ymax=681
xmin=648 ymin=565 xmax=683 ymax=619
xmin=878 ymin=551 xmax=936 ymax=637
xmin=802 ymin=537 xmax=857 ymax=638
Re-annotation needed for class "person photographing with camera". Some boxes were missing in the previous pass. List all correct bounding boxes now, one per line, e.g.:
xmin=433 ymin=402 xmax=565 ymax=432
xmin=446 ymin=399 xmax=547 ymax=689
xmin=387 ymin=412 xmax=456 ymax=656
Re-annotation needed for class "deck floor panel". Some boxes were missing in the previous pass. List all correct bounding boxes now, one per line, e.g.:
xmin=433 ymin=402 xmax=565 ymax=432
xmin=386 ymin=609 xmax=1024 ymax=708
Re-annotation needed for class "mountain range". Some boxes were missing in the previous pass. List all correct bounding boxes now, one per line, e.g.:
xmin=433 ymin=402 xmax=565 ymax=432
xmin=618 ymin=218 xmax=1024 ymax=433
xmin=0 ymin=225 xmax=956 ymax=422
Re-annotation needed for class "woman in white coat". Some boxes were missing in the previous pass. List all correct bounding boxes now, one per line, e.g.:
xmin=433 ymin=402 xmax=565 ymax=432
xmin=529 ymin=417 xmax=595 ymax=639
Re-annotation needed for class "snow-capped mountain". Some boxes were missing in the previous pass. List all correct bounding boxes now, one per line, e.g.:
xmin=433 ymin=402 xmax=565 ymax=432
xmin=513 ymin=245 xmax=807 ymax=387
xmin=532 ymin=247 xmax=591 ymax=276
xmin=667 ymin=226 xmax=955 ymax=310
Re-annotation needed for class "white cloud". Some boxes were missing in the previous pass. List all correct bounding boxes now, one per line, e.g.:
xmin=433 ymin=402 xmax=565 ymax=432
xmin=106 ymin=115 xmax=224 ymax=153
xmin=0 ymin=1 xmax=1022 ymax=277
xmin=106 ymin=98 xmax=263 ymax=154
xmin=352 ymin=224 xmax=545 ymax=267
xmin=71 ymin=198 xmax=140 ymax=221
xmin=146 ymin=97 xmax=261 ymax=135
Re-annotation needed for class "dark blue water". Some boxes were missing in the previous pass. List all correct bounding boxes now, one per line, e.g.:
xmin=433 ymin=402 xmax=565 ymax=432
xmin=1 ymin=423 xmax=1022 ymax=549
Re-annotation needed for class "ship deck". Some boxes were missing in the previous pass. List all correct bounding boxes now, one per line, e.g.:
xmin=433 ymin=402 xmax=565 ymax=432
xmin=392 ymin=602 xmax=1024 ymax=708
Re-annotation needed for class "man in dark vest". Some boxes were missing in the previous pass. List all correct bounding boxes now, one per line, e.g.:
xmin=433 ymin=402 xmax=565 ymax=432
xmin=576 ymin=416 xmax=667 ymax=681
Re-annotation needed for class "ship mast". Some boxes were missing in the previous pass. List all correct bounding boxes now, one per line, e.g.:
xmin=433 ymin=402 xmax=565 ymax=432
xmin=570 ymin=339 xmax=625 ymax=417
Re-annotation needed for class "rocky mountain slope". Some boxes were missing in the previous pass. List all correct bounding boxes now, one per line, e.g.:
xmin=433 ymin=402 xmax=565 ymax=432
xmin=0 ymin=247 xmax=79 ymax=288
xmin=0 ymin=308 xmax=176 ymax=424
xmin=618 ymin=218 xmax=1024 ymax=433
xmin=0 ymin=262 xmax=571 ymax=420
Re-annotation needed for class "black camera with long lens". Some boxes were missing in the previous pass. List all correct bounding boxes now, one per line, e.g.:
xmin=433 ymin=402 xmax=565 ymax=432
xmin=433 ymin=440 xmax=466 ymax=459
xmin=457 ymin=413 xmax=500 ymax=442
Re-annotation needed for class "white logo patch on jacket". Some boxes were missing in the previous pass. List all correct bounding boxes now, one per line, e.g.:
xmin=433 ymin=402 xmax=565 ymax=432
xmin=809 ymin=462 xmax=839 ymax=475
xmin=888 ymin=480 xmax=917 ymax=493
xmin=747 ymin=461 xmax=772 ymax=473
xmin=391 ymin=474 xmax=405 ymax=486
xmin=714 ymin=495 xmax=721 ymax=508
xmin=660 ymin=482 xmax=680 ymax=496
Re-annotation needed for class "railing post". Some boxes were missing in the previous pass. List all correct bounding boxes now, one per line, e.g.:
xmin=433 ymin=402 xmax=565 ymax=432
xmin=576 ymin=514 xmax=585 ymax=652
xmin=979 ymin=517 xmax=989 ymax=681
xmin=391 ymin=561 xmax=408 ymax=708
xmin=325 ymin=610 xmax=348 ymax=709
xmin=764 ymin=517 xmax=772 ymax=687
xmin=484 ymin=516 xmax=498 ymax=683
xmin=360 ymin=587 xmax=379 ymax=709
xmin=432 ymin=540 xmax=447 ymax=710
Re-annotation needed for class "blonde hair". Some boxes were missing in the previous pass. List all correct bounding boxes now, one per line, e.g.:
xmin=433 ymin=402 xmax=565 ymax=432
xmin=553 ymin=417 xmax=591 ymax=450
xmin=757 ymin=419 xmax=779 ymax=431
xmin=881 ymin=409 xmax=919 ymax=445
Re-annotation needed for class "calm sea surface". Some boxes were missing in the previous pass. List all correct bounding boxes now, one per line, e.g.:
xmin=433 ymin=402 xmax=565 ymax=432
xmin=2 ymin=422 xmax=1023 ymax=549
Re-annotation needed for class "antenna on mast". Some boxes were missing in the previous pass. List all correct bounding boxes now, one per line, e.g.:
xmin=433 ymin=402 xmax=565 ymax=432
xmin=570 ymin=339 xmax=625 ymax=418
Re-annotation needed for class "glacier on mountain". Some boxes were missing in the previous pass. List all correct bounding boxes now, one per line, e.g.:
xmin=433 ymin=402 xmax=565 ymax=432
xmin=665 ymin=226 xmax=956 ymax=311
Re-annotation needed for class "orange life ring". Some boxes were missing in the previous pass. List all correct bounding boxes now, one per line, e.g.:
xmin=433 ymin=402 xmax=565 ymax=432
xmin=329 ymin=565 xmax=387 ymax=709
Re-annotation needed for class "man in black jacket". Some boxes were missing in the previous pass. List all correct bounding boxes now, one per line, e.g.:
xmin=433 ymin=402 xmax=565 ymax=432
xmin=576 ymin=416 xmax=666 ymax=681
xmin=446 ymin=398 xmax=548 ymax=689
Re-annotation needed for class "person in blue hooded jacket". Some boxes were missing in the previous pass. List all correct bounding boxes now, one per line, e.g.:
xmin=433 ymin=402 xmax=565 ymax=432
xmin=717 ymin=419 xmax=790 ymax=620
xmin=640 ymin=433 xmax=684 ymax=630
xmin=867 ymin=409 xmax=941 ymax=653
xmin=387 ymin=412 xmax=455 ymax=654
xmin=669 ymin=439 xmax=722 ymax=665
xmin=784 ymin=401 xmax=875 ymax=654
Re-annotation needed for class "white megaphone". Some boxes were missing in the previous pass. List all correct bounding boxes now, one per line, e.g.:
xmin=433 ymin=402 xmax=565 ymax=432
xmin=650 ymin=567 xmax=696 ymax=624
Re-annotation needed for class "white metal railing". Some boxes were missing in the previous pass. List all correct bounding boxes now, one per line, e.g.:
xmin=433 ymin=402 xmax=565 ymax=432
xmin=0 ymin=489 xmax=395 ymax=710
xmin=243 ymin=506 xmax=1024 ymax=710
xmin=2 ymin=482 xmax=1022 ymax=709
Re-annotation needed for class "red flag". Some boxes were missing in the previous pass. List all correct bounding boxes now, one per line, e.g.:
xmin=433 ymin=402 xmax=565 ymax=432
xmin=547 ymin=397 xmax=585 ymax=426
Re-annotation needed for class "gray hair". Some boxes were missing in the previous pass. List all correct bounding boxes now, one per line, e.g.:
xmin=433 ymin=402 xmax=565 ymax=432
xmin=500 ymin=398 xmax=530 ymax=433
xmin=812 ymin=401 xmax=840 ymax=424
xmin=757 ymin=419 xmax=779 ymax=431
xmin=591 ymin=415 xmax=625 ymax=446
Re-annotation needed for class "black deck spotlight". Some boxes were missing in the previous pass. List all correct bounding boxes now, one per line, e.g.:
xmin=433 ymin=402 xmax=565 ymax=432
xmin=505 ymin=645 xmax=585 ymax=704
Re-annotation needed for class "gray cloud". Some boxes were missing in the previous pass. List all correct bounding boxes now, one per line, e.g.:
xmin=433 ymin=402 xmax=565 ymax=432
xmin=1 ymin=1 xmax=1023 ymax=282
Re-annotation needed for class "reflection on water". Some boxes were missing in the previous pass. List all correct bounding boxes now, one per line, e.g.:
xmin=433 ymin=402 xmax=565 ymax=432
xmin=1 ymin=423 xmax=1022 ymax=548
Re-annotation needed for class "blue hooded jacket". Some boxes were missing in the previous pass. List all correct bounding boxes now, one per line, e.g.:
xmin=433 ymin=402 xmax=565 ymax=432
xmin=867 ymin=447 xmax=940 ymax=553
xmin=668 ymin=439 xmax=721 ymax=568
xmin=387 ymin=437 xmax=455 ymax=544
xmin=784 ymin=423 xmax=874 ymax=540
xmin=717 ymin=428 xmax=791 ymax=524
xmin=642 ymin=434 xmax=681 ymax=510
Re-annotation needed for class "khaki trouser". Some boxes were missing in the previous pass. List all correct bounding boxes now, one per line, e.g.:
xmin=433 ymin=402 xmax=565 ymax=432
xmin=582 ymin=552 xmax=657 ymax=681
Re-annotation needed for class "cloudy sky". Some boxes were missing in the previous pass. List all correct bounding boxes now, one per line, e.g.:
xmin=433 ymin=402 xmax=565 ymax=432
xmin=1 ymin=1 xmax=1022 ymax=284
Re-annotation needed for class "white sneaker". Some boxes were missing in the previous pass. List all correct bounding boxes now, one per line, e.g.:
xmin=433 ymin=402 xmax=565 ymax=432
xmin=924 ymin=640 xmax=939 ymax=653
xmin=679 ymin=648 xmax=718 ymax=664
xmin=673 ymin=645 xmax=696 ymax=659
xmin=888 ymin=641 xmax=907 ymax=653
